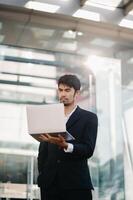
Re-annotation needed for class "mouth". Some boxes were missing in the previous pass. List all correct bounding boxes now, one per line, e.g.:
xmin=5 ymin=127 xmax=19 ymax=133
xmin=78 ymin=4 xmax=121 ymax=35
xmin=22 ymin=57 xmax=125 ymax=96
xmin=60 ymin=98 xmax=68 ymax=102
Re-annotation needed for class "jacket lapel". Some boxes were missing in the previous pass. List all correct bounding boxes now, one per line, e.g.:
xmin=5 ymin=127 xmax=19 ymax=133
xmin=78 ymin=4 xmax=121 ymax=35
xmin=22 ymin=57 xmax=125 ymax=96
xmin=66 ymin=106 xmax=81 ymax=129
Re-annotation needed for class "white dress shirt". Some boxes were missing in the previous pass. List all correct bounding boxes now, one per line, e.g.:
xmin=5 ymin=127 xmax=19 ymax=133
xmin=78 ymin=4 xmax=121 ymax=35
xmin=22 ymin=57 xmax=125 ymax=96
xmin=64 ymin=106 xmax=77 ymax=153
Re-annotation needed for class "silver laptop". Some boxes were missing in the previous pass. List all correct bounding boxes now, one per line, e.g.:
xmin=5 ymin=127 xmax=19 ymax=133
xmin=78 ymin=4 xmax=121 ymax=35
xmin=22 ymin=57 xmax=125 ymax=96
xmin=26 ymin=103 xmax=75 ymax=142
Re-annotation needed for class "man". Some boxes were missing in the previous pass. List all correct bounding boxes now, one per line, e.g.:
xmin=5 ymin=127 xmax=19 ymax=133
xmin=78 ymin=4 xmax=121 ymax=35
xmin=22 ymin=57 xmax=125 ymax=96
xmin=38 ymin=74 xmax=98 ymax=200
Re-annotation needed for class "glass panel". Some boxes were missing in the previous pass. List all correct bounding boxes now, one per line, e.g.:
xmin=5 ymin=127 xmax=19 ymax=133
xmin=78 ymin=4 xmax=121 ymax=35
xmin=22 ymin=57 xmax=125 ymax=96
xmin=122 ymin=57 xmax=133 ymax=200
xmin=86 ymin=56 xmax=125 ymax=199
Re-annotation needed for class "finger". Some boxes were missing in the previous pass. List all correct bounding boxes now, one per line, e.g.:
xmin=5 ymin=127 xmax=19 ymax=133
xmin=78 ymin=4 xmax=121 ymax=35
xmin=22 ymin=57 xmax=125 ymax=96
xmin=46 ymin=134 xmax=60 ymax=141
xmin=39 ymin=135 xmax=49 ymax=142
xmin=45 ymin=134 xmax=59 ymax=143
xmin=39 ymin=134 xmax=48 ymax=140
xmin=58 ymin=134 xmax=65 ymax=142
xmin=45 ymin=133 xmax=51 ymax=139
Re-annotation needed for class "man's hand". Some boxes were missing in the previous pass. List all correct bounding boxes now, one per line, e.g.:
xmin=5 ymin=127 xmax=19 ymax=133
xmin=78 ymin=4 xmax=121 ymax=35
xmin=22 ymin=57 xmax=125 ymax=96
xmin=39 ymin=134 xmax=68 ymax=150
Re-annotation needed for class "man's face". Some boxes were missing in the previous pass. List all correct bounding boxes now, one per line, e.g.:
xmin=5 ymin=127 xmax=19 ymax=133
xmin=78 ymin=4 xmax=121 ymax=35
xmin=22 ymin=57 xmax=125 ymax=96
xmin=58 ymin=84 xmax=78 ymax=106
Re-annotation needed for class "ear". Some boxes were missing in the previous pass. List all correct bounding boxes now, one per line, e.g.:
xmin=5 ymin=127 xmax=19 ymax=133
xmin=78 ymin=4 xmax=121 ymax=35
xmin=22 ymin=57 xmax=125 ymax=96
xmin=75 ymin=90 xmax=80 ymax=99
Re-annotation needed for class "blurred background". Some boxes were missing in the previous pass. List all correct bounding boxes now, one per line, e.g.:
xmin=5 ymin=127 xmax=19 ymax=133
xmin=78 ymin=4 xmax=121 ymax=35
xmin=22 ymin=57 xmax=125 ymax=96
xmin=0 ymin=0 xmax=133 ymax=199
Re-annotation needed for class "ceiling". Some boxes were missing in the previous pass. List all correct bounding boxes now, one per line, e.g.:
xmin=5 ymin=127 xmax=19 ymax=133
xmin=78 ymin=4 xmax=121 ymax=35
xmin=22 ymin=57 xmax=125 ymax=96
xmin=0 ymin=0 xmax=133 ymax=55
xmin=0 ymin=1 xmax=133 ymax=104
xmin=0 ymin=4 xmax=133 ymax=55
xmin=0 ymin=0 xmax=133 ymax=23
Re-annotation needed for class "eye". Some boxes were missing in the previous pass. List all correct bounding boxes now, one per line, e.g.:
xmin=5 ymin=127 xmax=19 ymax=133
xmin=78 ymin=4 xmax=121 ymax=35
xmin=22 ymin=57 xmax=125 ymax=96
xmin=66 ymin=89 xmax=71 ymax=92
xmin=58 ymin=88 xmax=62 ymax=92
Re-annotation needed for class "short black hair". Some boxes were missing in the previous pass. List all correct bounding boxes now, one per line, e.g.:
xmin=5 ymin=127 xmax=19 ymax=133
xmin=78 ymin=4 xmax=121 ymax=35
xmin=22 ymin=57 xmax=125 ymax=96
xmin=58 ymin=74 xmax=81 ymax=91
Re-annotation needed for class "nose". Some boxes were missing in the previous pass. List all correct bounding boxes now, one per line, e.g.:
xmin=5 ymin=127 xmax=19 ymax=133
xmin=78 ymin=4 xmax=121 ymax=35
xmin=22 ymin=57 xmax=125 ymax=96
xmin=60 ymin=91 xmax=66 ymax=97
xmin=61 ymin=92 xmax=66 ymax=97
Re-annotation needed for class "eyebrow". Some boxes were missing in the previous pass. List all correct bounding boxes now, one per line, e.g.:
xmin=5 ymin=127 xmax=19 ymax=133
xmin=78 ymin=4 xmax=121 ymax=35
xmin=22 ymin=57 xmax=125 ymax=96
xmin=58 ymin=87 xmax=71 ymax=90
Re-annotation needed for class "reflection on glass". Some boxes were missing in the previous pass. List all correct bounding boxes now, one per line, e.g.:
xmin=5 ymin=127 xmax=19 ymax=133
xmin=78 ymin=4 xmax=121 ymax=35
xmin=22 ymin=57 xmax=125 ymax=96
xmin=88 ymin=55 xmax=125 ymax=200
xmin=0 ymin=48 xmax=126 ymax=199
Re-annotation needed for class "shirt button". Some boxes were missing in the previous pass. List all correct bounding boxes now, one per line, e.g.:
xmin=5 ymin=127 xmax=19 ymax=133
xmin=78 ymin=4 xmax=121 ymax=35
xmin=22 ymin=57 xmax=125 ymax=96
xmin=57 ymin=159 xmax=61 ymax=163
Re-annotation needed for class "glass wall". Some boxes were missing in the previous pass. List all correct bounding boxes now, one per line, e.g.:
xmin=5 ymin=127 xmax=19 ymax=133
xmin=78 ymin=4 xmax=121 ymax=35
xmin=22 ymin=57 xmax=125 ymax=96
xmin=0 ymin=45 xmax=95 ymax=199
xmin=0 ymin=48 xmax=125 ymax=200
xmin=89 ymin=56 xmax=124 ymax=200
xmin=121 ymin=51 xmax=133 ymax=200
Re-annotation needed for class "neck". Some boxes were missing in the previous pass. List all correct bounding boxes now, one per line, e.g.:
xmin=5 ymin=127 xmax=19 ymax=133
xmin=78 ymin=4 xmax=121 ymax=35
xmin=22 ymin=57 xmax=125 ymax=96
xmin=64 ymin=103 xmax=76 ymax=116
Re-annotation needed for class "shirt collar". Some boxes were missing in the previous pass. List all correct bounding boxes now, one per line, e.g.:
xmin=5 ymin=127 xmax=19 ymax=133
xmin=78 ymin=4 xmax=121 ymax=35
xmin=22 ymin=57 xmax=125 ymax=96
xmin=65 ymin=105 xmax=77 ymax=122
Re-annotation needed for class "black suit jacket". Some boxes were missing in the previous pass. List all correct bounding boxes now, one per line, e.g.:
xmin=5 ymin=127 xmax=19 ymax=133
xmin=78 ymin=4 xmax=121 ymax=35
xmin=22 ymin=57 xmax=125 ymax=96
xmin=37 ymin=106 xmax=98 ymax=190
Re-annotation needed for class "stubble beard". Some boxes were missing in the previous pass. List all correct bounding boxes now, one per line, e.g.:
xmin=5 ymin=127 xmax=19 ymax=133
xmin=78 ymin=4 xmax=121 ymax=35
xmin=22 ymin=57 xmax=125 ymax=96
xmin=60 ymin=100 xmax=69 ymax=106
xmin=64 ymin=102 xmax=70 ymax=107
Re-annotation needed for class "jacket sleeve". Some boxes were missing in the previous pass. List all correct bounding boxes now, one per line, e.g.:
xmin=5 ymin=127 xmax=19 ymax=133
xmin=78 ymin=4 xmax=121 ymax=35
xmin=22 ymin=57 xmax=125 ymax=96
xmin=72 ymin=114 xmax=98 ymax=158
xmin=37 ymin=141 xmax=48 ymax=173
